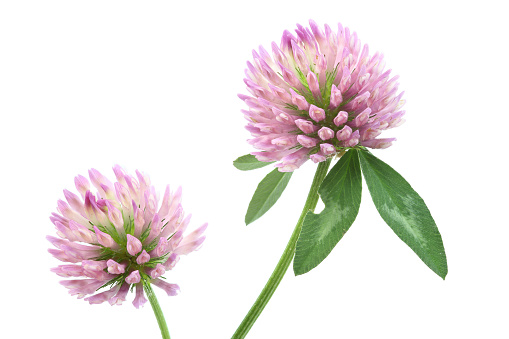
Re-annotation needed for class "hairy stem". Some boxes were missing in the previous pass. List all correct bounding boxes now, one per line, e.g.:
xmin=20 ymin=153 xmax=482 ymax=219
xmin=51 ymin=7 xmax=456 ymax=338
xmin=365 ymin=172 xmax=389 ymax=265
xmin=232 ymin=159 xmax=331 ymax=338
xmin=145 ymin=282 xmax=171 ymax=339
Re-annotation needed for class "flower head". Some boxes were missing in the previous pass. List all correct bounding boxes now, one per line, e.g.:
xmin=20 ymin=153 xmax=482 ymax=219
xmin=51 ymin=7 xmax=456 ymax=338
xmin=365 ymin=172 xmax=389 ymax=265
xmin=48 ymin=166 xmax=207 ymax=308
xmin=240 ymin=20 xmax=405 ymax=171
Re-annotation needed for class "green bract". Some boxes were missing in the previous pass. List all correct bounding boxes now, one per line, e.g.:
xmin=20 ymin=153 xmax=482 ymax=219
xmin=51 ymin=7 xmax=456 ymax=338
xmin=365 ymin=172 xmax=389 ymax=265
xmin=245 ymin=168 xmax=292 ymax=225
xmin=233 ymin=154 xmax=274 ymax=171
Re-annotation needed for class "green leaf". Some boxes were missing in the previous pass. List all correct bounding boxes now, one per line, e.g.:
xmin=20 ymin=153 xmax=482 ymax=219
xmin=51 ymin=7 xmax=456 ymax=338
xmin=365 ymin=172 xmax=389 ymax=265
xmin=233 ymin=154 xmax=274 ymax=171
xmin=358 ymin=150 xmax=448 ymax=279
xmin=245 ymin=168 xmax=292 ymax=225
xmin=294 ymin=149 xmax=362 ymax=275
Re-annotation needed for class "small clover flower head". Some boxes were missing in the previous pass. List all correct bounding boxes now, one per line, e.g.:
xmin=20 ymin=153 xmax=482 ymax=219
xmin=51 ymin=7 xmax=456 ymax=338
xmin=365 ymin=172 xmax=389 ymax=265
xmin=48 ymin=166 xmax=207 ymax=308
xmin=240 ymin=20 xmax=406 ymax=172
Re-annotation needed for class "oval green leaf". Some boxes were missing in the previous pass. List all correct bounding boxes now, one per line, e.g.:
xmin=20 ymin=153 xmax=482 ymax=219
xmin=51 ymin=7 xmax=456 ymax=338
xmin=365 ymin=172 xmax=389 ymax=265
xmin=294 ymin=149 xmax=362 ymax=275
xmin=233 ymin=154 xmax=274 ymax=171
xmin=358 ymin=150 xmax=448 ymax=279
xmin=245 ymin=168 xmax=292 ymax=225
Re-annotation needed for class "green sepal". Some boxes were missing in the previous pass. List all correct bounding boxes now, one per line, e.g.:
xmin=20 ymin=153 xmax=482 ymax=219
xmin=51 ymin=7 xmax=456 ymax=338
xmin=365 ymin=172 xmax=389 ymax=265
xmin=358 ymin=150 xmax=448 ymax=279
xmin=294 ymin=149 xmax=362 ymax=275
xmin=96 ymin=270 xmax=128 ymax=291
xmin=233 ymin=154 xmax=274 ymax=171
xmin=139 ymin=223 xmax=153 ymax=243
xmin=145 ymin=254 xmax=170 ymax=268
xmin=245 ymin=168 xmax=292 ymax=225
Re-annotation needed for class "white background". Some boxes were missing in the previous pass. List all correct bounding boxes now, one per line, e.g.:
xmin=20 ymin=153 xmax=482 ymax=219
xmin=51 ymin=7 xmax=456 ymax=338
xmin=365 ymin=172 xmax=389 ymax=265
xmin=1 ymin=1 xmax=508 ymax=338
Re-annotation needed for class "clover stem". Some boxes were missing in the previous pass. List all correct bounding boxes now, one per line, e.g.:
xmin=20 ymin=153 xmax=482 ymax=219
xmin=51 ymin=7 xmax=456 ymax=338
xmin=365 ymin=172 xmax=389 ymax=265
xmin=232 ymin=159 xmax=332 ymax=339
xmin=145 ymin=282 xmax=171 ymax=339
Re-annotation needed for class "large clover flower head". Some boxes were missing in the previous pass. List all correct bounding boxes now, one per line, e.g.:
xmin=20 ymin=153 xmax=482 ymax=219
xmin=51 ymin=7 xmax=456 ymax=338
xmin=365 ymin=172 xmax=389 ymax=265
xmin=240 ymin=20 xmax=406 ymax=172
xmin=48 ymin=165 xmax=207 ymax=308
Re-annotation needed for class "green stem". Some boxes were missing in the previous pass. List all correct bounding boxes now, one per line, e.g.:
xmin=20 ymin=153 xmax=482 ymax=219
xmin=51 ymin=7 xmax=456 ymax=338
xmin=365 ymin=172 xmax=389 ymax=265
xmin=145 ymin=282 xmax=171 ymax=339
xmin=232 ymin=159 xmax=332 ymax=339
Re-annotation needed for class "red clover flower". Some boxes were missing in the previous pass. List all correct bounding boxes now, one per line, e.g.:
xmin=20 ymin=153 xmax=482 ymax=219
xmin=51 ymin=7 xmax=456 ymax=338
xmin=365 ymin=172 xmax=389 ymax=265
xmin=240 ymin=20 xmax=406 ymax=171
xmin=48 ymin=166 xmax=207 ymax=308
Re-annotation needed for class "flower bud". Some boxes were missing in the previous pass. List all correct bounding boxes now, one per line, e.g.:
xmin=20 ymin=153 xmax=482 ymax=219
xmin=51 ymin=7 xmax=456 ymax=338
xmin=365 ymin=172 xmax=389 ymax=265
xmin=309 ymin=105 xmax=326 ymax=122
xmin=318 ymin=127 xmax=334 ymax=140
